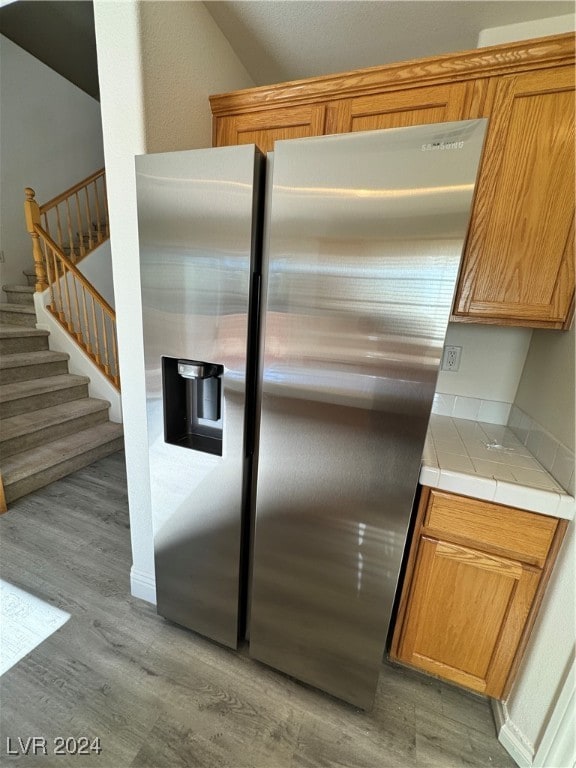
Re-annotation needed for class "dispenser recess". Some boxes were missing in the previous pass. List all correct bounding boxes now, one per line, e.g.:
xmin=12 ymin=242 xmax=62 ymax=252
xmin=162 ymin=356 xmax=223 ymax=456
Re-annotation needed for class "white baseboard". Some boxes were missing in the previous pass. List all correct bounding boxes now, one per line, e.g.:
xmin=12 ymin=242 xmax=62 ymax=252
xmin=130 ymin=566 xmax=156 ymax=604
xmin=533 ymin=662 xmax=575 ymax=768
xmin=492 ymin=698 xmax=507 ymax=733
xmin=492 ymin=700 xmax=535 ymax=768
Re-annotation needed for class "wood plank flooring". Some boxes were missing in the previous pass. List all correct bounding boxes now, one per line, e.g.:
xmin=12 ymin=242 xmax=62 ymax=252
xmin=0 ymin=452 xmax=516 ymax=767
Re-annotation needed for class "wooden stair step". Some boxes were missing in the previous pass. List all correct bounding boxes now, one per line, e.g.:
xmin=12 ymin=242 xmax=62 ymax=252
xmin=0 ymin=349 xmax=70 ymax=384
xmin=0 ymin=303 xmax=37 ymax=328
xmin=0 ymin=374 xmax=90 ymax=418
xmin=0 ymin=397 xmax=111 ymax=459
xmin=2 ymin=284 xmax=35 ymax=305
xmin=1 ymin=421 xmax=124 ymax=503
xmin=0 ymin=324 xmax=49 ymax=354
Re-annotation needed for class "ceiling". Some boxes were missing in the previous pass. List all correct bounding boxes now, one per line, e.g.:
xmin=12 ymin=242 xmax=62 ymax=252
xmin=0 ymin=1 xmax=573 ymax=100
xmin=0 ymin=1 xmax=99 ymax=98
xmin=204 ymin=1 xmax=575 ymax=85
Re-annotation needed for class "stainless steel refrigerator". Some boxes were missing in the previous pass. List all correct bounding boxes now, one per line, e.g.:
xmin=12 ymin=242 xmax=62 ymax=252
xmin=136 ymin=119 xmax=486 ymax=709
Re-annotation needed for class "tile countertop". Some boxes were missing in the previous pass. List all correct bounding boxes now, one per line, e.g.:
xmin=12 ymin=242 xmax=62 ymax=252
xmin=420 ymin=415 xmax=575 ymax=521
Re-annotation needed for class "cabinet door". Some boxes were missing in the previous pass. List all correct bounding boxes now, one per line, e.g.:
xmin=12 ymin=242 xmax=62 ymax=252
xmin=396 ymin=537 xmax=540 ymax=698
xmin=335 ymin=82 xmax=472 ymax=133
xmin=454 ymin=66 xmax=575 ymax=328
xmin=214 ymin=104 xmax=326 ymax=152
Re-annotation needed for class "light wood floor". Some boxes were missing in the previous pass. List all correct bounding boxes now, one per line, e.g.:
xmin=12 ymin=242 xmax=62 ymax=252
xmin=0 ymin=451 xmax=516 ymax=767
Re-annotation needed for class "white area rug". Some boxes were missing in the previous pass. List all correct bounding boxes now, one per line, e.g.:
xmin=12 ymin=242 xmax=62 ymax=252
xmin=0 ymin=580 xmax=70 ymax=676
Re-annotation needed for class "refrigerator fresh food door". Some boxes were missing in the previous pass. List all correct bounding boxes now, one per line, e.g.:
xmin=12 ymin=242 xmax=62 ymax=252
xmin=250 ymin=120 xmax=487 ymax=708
xmin=136 ymin=145 xmax=263 ymax=649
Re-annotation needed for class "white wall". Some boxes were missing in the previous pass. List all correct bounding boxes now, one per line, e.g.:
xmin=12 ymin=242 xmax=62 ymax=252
xmin=0 ymin=35 xmax=104 ymax=295
xmin=502 ymin=324 xmax=576 ymax=765
xmin=78 ymin=240 xmax=115 ymax=309
xmin=478 ymin=14 xmax=575 ymax=47
xmin=436 ymin=324 xmax=532 ymax=403
xmin=478 ymin=15 xmax=576 ymax=768
xmin=139 ymin=1 xmax=252 ymax=153
xmin=504 ymin=522 xmax=575 ymax=764
xmin=93 ymin=0 xmax=254 ymax=603
xmin=93 ymin=1 xmax=151 ymax=602
xmin=514 ymin=328 xmax=575 ymax=454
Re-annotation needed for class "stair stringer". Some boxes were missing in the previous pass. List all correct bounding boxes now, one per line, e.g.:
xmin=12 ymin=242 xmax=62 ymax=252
xmin=34 ymin=291 xmax=122 ymax=422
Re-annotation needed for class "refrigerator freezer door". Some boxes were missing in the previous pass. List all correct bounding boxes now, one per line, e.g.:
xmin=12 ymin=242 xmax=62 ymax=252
xmin=250 ymin=120 xmax=487 ymax=708
xmin=136 ymin=145 xmax=262 ymax=649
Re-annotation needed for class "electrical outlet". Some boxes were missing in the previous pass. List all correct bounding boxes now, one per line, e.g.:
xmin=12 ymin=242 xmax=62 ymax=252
xmin=441 ymin=345 xmax=462 ymax=372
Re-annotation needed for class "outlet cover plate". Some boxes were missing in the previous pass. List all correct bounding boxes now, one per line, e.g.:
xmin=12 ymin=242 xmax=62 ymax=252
xmin=441 ymin=345 xmax=462 ymax=372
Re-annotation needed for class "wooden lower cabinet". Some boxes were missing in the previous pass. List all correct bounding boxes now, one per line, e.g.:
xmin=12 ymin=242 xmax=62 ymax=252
xmin=390 ymin=488 xmax=567 ymax=699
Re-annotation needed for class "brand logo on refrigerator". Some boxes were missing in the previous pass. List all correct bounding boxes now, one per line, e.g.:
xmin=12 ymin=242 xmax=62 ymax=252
xmin=421 ymin=140 xmax=465 ymax=152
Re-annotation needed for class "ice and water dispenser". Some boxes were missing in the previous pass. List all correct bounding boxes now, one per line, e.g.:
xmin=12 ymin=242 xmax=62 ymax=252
xmin=162 ymin=356 xmax=224 ymax=456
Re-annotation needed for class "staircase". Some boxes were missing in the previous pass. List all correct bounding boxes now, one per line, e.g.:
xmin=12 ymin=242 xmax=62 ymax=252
xmin=0 ymin=269 xmax=123 ymax=507
xmin=24 ymin=170 xmax=119 ymax=389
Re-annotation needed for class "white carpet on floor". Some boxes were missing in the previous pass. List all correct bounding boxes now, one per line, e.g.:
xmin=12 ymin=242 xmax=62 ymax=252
xmin=0 ymin=579 xmax=70 ymax=676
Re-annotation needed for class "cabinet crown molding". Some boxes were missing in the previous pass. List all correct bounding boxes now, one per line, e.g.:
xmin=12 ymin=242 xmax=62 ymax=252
xmin=210 ymin=33 xmax=575 ymax=116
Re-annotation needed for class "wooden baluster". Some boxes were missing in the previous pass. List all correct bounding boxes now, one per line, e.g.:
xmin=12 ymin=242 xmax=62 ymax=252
xmin=55 ymin=206 xmax=64 ymax=251
xmin=42 ymin=240 xmax=56 ymax=313
xmin=101 ymin=308 xmax=111 ymax=376
xmin=93 ymin=180 xmax=103 ymax=242
xmin=80 ymin=287 xmax=93 ymax=356
xmin=50 ymin=247 xmax=64 ymax=320
xmin=83 ymin=187 xmax=94 ymax=251
xmin=61 ymin=263 xmax=74 ymax=333
xmin=65 ymin=198 xmax=75 ymax=261
xmin=42 ymin=239 xmax=58 ymax=317
xmin=24 ymin=188 xmax=48 ymax=291
xmin=75 ymin=192 xmax=85 ymax=258
xmin=91 ymin=295 xmax=100 ymax=363
xmin=42 ymin=210 xmax=50 ymax=239
xmin=71 ymin=278 xmax=83 ymax=343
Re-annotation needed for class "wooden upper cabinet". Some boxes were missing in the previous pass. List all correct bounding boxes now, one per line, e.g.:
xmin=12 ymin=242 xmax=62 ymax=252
xmin=210 ymin=34 xmax=575 ymax=329
xmin=213 ymin=104 xmax=326 ymax=153
xmin=454 ymin=66 xmax=575 ymax=328
xmin=334 ymin=82 xmax=473 ymax=133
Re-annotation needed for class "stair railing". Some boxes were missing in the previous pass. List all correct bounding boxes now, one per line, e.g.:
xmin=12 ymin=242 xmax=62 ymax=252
xmin=24 ymin=171 xmax=119 ymax=390
xmin=29 ymin=169 xmax=109 ymax=266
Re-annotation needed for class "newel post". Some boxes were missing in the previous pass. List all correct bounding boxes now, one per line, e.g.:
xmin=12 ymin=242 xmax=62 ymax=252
xmin=24 ymin=187 xmax=48 ymax=292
